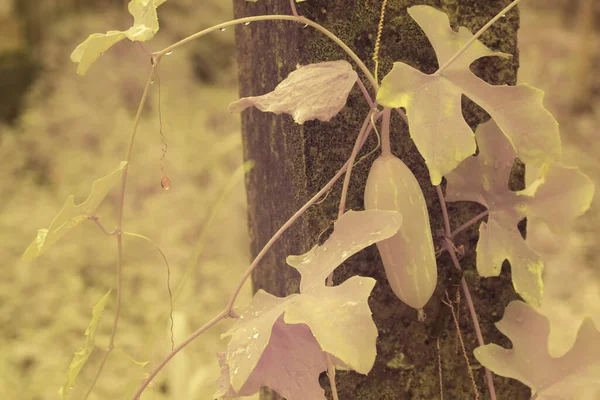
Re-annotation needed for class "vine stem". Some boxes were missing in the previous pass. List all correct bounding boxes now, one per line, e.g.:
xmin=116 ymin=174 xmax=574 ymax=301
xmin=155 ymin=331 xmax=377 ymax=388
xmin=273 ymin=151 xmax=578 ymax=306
xmin=86 ymin=61 xmax=158 ymax=399
xmin=435 ymin=0 xmax=523 ymax=76
xmin=153 ymin=15 xmax=378 ymax=92
xmin=380 ymin=107 xmax=392 ymax=156
xmin=435 ymin=185 xmax=497 ymax=400
xmin=132 ymin=117 xmax=378 ymax=399
xmin=451 ymin=210 xmax=489 ymax=238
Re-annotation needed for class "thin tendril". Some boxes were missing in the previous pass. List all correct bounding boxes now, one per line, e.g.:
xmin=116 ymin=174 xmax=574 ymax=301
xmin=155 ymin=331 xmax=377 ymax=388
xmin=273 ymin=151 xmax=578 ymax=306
xmin=372 ymin=0 xmax=388 ymax=83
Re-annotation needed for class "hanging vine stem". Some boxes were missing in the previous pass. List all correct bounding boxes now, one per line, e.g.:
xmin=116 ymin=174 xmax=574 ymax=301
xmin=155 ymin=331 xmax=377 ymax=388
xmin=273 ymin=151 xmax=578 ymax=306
xmin=436 ymin=185 xmax=497 ymax=400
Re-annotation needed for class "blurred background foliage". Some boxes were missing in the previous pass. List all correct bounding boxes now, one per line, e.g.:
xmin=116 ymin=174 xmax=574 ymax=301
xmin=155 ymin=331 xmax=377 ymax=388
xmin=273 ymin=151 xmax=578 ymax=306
xmin=0 ymin=0 xmax=598 ymax=399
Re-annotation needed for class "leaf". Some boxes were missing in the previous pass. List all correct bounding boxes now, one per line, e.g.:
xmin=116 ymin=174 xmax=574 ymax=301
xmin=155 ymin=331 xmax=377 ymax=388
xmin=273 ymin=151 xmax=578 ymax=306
xmin=218 ymin=210 xmax=402 ymax=397
xmin=23 ymin=161 xmax=128 ymax=260
xmin=71 ymin=0 xmax=167 ymax=75
xmin=445 ymin=120 xmax=594 ymax=307
xmin=474 ymin=301 xmax=600 ymax=399
xmin=59 ymin=290 xmax=112 ymax=399
xmin=377 ymin=5 xmax=560 ymax=184
xmin=221 ymin=290 xmax=298 ymax=392
xmin=283 ymin=276 xmax=377 ymax=374
xmin=229 ymin=60 xmax=358 ymax=124
xmin=216 ymin=321 xmax=341 ymax=400
xmin=286 ymin=209 xmax=403 ymax=293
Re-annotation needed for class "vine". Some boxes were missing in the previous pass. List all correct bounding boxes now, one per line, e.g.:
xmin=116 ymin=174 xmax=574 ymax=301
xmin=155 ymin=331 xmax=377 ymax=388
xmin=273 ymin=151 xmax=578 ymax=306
xmin=22 ymin=1 xmax=598 ymax=399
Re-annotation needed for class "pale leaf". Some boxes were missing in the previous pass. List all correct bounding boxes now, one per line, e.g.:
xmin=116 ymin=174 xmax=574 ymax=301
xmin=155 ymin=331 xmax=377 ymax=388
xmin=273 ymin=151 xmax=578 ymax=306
xmin=59 ymin=290 xmax=112 ymax=399
xmin=284 ymin=276 xmax=377 ymax=374
xmin=229 ymin=60 xmax=358 ymax=124
xmin=71 ymin=0 xmax=167 ymax=75
xmin=216 ymin=321 xmax=340 ymax=400
xmin=377 ymin=5 xmax=560 ymax=184
xmin=475 ymin=301 xmax=600 ymax=399
xmin=445 ymin=120 xmax=593 ymax=306
xmin=286 ymin=209 xmax=402 ymax=293
xmin=23 ymin=162 xmax=127 ymax=260
xmin=218 ymin=210 xmax=401 ymax=397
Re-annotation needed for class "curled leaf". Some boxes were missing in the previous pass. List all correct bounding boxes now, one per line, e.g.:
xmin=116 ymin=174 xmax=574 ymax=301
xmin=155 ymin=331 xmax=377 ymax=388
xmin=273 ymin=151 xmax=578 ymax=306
xmin=59 ymin=290 xmax=112 ymax=399
xmin=23 ymin=162 xmax=127 ymax=260
xmin=71 ymin=0 xmax=167 ymax=75
xmin=475 ymin=301 xmax=600 ymax=399
xmin=377 ymin=5 xmax=560 ymax=184
xmin=229 ymin=60 xmax=358 ymax=124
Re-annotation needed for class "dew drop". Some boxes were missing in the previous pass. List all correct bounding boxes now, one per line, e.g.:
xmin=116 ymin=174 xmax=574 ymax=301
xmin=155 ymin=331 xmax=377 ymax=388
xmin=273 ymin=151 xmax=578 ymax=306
xmin=244 ymin=22 xmax=251 ymax=26
xmin=150 ymin=79 xmax=155 ymax=84
xmin=165 ymin=51 xmax=173 ymax=56
xmin=233 ymin=367 xmax=239 ymax=374
xmin=253 ymin=332 xmax=259 ymax=339
xmin=220 ymin=27 xmax=227 ymax=31
xmin=161 ymin=176 xmax=171 ymax=191
xmin=302 ymin=23 xmax=308 ymax=28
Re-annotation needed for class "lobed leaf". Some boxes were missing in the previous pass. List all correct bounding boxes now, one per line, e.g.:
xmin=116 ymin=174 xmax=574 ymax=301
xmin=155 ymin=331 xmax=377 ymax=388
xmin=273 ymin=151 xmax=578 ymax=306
xmin=216 ymin=321 xmax=341 ymax=400
xmin=59 ymin=290 xmax=112 ymax=399
xmin=445 ymin=120 xmax=593 ymax=306
xmin=71 ymin=0 xmax=167 ymax=75
xmin=218 ymin=209 xmax=402 ymax=398
xmin=475 ymin=301 xmax=600 ymax=399
xmin=286 ymin=209 xmax=402 ymax=293
xmin=377 ymin=5 xmax=560 ymax=184
xmin=22 ymin=161 xmax=128 ymax=261
xmin=229 ymin=60 xmax=358 ymax=124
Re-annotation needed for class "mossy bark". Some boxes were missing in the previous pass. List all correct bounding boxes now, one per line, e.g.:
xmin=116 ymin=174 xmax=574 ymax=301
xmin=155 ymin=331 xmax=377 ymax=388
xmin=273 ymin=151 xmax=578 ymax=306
xmin=233 ymin=1 xmax=530 ymax=399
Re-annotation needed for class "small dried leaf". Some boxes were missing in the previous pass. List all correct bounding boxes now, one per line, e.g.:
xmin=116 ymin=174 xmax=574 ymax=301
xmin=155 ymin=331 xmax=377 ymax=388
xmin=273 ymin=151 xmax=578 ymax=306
xmin=229 ymin=60 xmax=358 ymax=124
xmin=475 ymin=301 xmax=600 ymax=399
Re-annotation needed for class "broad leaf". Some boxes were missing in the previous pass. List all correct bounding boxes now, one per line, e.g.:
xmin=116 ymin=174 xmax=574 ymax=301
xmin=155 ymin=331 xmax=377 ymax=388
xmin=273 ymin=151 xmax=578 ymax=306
xmin=71 ymin=0 xmax=167 ymax=75
xmin=23 ymin=161 xmax=128 ymax=260
xmin=59 ymin=290 xmax=112 ymax=399
xmin=475 ymin=301 xmax=600 ymax=399
xmin=229 ymin=60 xmax=358 ymax=124
xmin=377 ymin=5 xmax=560 ymax=184
xmin=445 ymin=120 xmax=593 ymax=306
xmin=286 ymin=209 xmax=403 ymax=293
xmin=218 ymin=209 xmax=402 ymax=397
xmin=216 ymin=321 xmax=341 ymax=400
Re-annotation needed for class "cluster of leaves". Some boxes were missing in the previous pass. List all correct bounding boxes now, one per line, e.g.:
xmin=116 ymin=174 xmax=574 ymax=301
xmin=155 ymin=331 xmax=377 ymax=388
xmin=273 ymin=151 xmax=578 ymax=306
xmin=22 ymin=1 xmax=600 ymax=399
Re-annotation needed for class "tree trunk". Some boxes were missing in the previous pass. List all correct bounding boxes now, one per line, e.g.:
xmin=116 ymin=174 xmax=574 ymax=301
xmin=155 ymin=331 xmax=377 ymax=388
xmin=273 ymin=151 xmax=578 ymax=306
xmin=233 ymin=1 xmax=530 ymax=399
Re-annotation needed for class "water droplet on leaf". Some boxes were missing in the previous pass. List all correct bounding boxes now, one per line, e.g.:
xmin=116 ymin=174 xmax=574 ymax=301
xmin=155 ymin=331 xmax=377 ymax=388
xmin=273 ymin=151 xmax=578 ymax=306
xmin=220 ymin=27 xmax=226 ymax=31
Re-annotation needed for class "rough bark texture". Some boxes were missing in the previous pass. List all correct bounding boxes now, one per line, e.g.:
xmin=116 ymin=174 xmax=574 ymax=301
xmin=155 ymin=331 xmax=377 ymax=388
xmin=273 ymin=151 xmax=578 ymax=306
xmin=233 ymin=0 xmax=530 ymax=399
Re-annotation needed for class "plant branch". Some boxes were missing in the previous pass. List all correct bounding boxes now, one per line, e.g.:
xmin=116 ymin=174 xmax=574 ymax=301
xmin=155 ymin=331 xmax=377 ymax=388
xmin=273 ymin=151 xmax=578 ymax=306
xmin=132 ymin=310 xmax=228 ymax=399
xmin=133 ymin=124 xmax=376 ymax=399
xmin=88 ymin=216 xmax=118 ymax=236
xmin=435 ymin=185 xmax=497 ymax=400
xmin=153 ymin=15 xmax=378 ymax=92
xmin=337 ymin=110 xmax=380 ymax=219
xmin=88 ymin=62 xmax=157 ymax=398
xmin=381 ymin=107 xmax=392 ymax=157
xmin=436 ymin=0 xmax=523 ymax=76
xmin=451 ymin=210 xmax=489 ymax=238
